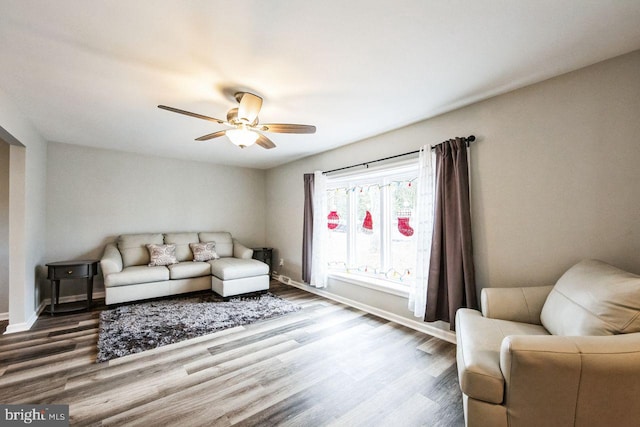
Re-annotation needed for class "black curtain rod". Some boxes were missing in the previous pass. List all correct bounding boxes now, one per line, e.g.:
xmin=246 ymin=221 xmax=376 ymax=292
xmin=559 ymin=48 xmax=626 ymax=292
xmin=323 ymin=135 xmax=475 ymax=174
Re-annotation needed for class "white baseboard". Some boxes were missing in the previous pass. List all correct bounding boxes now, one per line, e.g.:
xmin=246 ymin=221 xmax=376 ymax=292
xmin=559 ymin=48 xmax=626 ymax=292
xmin=0 ymin=312 xmax=8 ymax=321
xmin=4 ymin=309 xmax=39 ymax=334
xmin=3 ymin=291 xmax=105 ymax=335
xmin=274 ymin=274 xmax=456 ymax=344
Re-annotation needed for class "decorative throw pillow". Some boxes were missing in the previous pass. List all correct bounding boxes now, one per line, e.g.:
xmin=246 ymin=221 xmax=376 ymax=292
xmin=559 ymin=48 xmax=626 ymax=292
xmin=540 ymin=259 xmax=640 ymax=336
xmin=146 ymin=243 xmax=178 ymax=267
xmin=189 ymin=242 xmax=220 ymax=262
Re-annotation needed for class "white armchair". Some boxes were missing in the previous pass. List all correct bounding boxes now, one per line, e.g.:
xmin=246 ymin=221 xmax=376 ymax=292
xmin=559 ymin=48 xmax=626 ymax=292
xmin=456 ymin=260 xmax=640 ymax=427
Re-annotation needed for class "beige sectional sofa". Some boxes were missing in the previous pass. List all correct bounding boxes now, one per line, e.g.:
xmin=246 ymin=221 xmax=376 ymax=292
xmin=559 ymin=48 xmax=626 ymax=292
xmin=456 ymin=259 xmax=640 ymax=427
xmin=100 ymin=231 xmax=269 ymax=305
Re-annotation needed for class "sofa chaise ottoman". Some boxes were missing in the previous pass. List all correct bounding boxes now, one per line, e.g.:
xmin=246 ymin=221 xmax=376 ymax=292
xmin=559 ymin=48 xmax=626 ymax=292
xmin=100 ymin=231 xmax=269 ymax=304
xmin=456 ymin=259 xmax=640 ymax=427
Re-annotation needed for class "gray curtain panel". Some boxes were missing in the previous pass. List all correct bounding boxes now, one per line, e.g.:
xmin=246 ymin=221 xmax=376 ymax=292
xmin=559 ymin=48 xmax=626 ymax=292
xmin=425 ymin=138 xmax=477 ymax=330
xmin=302 ymin=173 xmax=315 ymax=283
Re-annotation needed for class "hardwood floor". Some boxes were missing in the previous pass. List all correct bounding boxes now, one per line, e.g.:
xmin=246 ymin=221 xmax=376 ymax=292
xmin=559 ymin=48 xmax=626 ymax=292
xmin=0 ymin=281 xmax=463 ymax=426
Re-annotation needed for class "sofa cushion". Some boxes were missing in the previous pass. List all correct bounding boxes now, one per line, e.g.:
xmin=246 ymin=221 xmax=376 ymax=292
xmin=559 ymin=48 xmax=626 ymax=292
xmin=104 ymin=265 xmax=170 ymax=288
xmin=189 ymin=242 xmax=220 ymax=262
xmin=456 ymin=308 xmax=549 ymax=404
xmin=164 ymin=232 xmax=199 ymax=262
xmin=168 ymin=261 xmax=211 ymax=280
xmin=541 ymin=259 xmax=640 ymax=336
xmin=199 ymin=232 xmax=233 ymax=257
xmin=209 ymin=257 xmax=269 ymax=281
xmin=118 ymin=233 xmax=164 ymax=267
xmin=147 ymin=243 xmax=178 ymax=266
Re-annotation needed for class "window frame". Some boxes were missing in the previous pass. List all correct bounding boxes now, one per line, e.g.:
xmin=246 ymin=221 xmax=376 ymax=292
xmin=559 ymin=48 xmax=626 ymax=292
xmin=324 ymin=159 xmax=419 ymax=292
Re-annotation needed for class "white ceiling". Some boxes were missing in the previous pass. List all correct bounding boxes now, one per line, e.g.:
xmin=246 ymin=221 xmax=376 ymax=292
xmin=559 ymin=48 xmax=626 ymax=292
xmin=1 ymin=1 xmax=639 ymax=169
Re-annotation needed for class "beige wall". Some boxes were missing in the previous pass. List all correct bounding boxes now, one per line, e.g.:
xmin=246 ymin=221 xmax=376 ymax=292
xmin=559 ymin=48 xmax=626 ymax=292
xmin=265 ymin=50 xmax=640 ymax=320
xmin=45 ymin=142 xmax=267 ymax=297
xmin=0 ymin=141 xmax=8 ymax=315
xmin=0 ymin=86 xmax=48 ymax=331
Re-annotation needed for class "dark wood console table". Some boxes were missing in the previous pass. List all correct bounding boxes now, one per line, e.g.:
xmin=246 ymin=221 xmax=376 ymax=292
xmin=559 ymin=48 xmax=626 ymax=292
xmin=46 ymin=260 xmax=99 ymax=315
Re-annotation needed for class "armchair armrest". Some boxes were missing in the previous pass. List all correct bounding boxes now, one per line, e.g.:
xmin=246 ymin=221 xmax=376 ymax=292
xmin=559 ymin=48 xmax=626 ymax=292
xmin=481 ymin=285 xmax=553 ymax=325
xmin=233 ymin=239 xmax=253 ymax=259
xmin=500 ymin=333 xmax=640 ymax=426
xmin=100 ymin=243 xmax=123 ymax=276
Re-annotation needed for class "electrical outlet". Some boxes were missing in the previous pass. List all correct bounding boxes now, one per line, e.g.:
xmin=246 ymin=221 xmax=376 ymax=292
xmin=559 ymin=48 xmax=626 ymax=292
xmin=279 ymin=258 xmax=285 ymax=267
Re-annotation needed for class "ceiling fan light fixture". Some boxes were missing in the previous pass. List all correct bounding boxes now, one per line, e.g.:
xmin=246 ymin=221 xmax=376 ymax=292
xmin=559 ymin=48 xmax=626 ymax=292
xmin=226 ymin=126 xmax=259 ymax=148
xmin=158 ymin=91 xmax=315 ymax=150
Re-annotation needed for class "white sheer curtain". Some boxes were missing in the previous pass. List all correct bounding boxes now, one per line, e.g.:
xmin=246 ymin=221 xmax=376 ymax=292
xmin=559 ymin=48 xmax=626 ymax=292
xmin=310 ymin=170 xmax=328 ymax=288
xmin=408 ymin=145 xmax=434 ymax=317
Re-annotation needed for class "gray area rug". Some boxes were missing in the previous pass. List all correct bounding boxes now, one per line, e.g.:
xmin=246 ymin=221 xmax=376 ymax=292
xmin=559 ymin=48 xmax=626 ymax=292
xmin=97 ymin=292 xmax=301 ymax=363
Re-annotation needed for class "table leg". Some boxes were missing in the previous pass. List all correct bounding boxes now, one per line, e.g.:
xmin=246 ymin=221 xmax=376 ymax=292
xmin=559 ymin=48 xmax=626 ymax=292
xmin=55 ymin=280 xmax=60 ymax=305
xmin=87 ymin=276 xmax=94 ymax=308
xmin=50 ymin=280 xmax=57 ymax=315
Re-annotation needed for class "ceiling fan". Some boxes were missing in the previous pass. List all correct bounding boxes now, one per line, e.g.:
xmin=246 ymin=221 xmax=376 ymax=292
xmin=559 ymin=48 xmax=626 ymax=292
xmin=158 ymin=92 xmax=316 ymax=149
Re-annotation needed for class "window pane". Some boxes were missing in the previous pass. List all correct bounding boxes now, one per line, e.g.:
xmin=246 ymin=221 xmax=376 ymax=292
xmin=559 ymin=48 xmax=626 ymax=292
xmin=324 ymin=164 xmax=420 ymax=287
xmin=326 ymin=189 xmax=348 ymax=269
xmin=389 ymin=180 xmax=417 ymax=283
xmin=355 ymin=185 xmax=380 ymax=274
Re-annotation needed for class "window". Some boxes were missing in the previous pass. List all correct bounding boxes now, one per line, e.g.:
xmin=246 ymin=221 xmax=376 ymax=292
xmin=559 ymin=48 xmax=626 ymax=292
xmin=325 ymin=161 xmax=418 ymax=286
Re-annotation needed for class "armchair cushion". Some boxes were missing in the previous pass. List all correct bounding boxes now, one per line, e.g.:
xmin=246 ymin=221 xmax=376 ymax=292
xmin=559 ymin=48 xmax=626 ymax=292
xmin=456 ymin=308 xmax=548 ymax=404
xmin=540 ymin=259 xmax=640 ymax=336
xmin=481 ymin=285 xmax=553 ymax=325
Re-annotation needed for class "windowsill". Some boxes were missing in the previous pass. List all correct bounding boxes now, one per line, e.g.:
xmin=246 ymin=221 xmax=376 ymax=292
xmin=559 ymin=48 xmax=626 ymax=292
xmin=327 ymin=272 xmax=410 ymax=298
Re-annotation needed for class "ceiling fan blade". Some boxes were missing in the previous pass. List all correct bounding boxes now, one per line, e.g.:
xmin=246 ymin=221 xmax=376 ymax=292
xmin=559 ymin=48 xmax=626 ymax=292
xmin=158 ymin=105 xmax=225 ymax=124
xmin=259 ymin=123 xmax=316 ymax=134
xmin=237 ymin=92 xmax=263 ymax=123
xmin=195 ymin=130 xmax=227 ymax=141
xmin=255 ymin=133 xmax=276 ymax=149
xmin=226 ymin=108 xmax=238 ymax=123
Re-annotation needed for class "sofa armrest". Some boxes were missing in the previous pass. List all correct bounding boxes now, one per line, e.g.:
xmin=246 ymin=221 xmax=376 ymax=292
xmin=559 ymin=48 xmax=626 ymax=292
xmin=500 ymin=333 xmax=640 ymax=426
xmin=481 ymin=285 xmax=553 ymax=325
xmin=100 ymin=243 xmax=123 ymax=276
xmin=456 ymin=308 xmax=506 ymax=404
xmin=233 ymin=240 xmax=253 ymax=259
